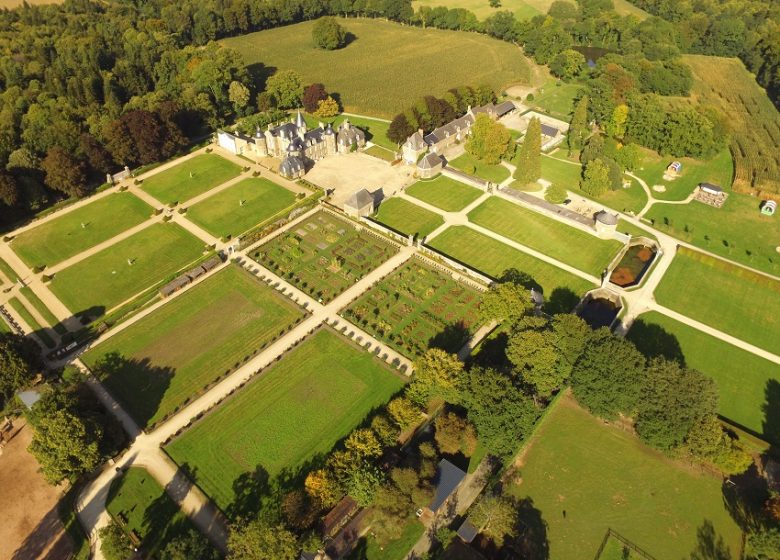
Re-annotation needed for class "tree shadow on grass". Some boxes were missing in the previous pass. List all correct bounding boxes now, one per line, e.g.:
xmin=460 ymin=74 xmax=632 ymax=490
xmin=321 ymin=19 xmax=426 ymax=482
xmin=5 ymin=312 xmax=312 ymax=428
xmin=687 ymin=520 xmax=732 ymax=560
xmin=544 ymin=287 xmax=580 ymax=316
xmin=625 ymin=318 xmax=685 ymax=364
xmin=513 ymin=497 xmax=550 ymax=560
xmin=762 ymin=379 xmax=780 ymax=447
xmin=499 ymin=268 xmax=542 ymax=293
xmin=428 ymin=321 xmax=470 ymax=354
xmin=721 ymin=464 xmax=768 ymax=533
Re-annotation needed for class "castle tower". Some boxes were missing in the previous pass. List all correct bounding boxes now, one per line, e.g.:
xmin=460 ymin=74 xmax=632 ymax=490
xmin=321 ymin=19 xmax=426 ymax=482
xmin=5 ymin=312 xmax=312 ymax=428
xmin=295 ymin=110 xmax=307 ymax=135
xmin=324 ymin=123 xmax=336 ymax=156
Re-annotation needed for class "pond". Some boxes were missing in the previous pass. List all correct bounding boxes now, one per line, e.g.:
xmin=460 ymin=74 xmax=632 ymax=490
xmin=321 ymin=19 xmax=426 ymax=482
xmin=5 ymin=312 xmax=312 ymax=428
xmin=609 ymin=244 xmax=657 ymax=288
xmin=573 ymin=46 xmax=615 ymax=68
xmin=579 ymin=297 xmax=620 ymax=329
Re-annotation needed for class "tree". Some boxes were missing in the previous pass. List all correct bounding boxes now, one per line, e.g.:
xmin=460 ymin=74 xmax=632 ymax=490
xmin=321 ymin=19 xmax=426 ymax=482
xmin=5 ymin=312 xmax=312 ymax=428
xmin=0 ymin=172 xmax=18 ymax=206
xmin=746 ymin=527 xmax=780 ymax=560
xmin=544 ymin=183 xmax=568 ymax=204
xmin=78 ymin=134 xmax=114 ymax=176
xmin=612 ymin=142 xmax=641 ymax=171
xmin=387 ymin=396 xmax=422 ymax=430
xmin=434 ymin=412 xmax=476 ymax=455
xmin=312 ymin=17 xmax=347 ymax=50
xmin=388 ymin=113 xmax=415 ymax=145
xmin=302 ymin=83 xmax=328 ymax=113
xmin=227 ymin=519 xmax=299 ymax=560
xmin=344 ymin=428 xmax=382 ymax=460
xmin=580 ymin=158 xmax=610 ymax=196
xmin=685 ymin=416 xmax=752 ymax=475
xmin=465 ymin=113 xmax=511 ymax=165
xmin=345 ymin=463 xmax=383 ymax=506
xmin=304 ymin=468 xmax=342 ymax=508
xmin=568 ymin=96 xmax=590 ymax=152
xmin=0 ymin=334 xmax=39 ymax=408
xmin=42 ymin=147 xmax=88 ymax=197
xmin=606 ymin=104 xmax=629 ymax=139
xmin=506 ymin=327 xmax=561 ymax=398
xmin=99 ymin=521 xmax=132 ymax=560
xmin=228 ymin=81 xmax=251 ymax=115
xmin=281 ymin=490 xmax=320 ymax=531
xmin=470 ymin=495 xmax=519 ymax=541
xmin=160 ymin=529 xmax=219 ymax=560
xmin=266 ymin=70 xmax=303 ymax=110
xmin=550 ymin=49 xmax=586 ymax=80
xmin=479 ymin=281 xmax=533 ymax=325
xmin=580 ymin=133 xmax=604 ymax=165
xmin=370 ymin=413 xmax=400 ymax=446
xmin=408 ymin=348 xmax=464 ymax=404
xmin=513 ymin=117 xmax=541 ymax=185
xmin=314 ymin=97 xmax=340 ymax=118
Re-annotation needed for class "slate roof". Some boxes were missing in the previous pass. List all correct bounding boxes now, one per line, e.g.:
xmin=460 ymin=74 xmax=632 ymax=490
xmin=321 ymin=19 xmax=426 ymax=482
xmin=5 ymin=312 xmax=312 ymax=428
xmin=456 ymin=520 xmax=479 ymax=543
xmin=405 ymin=131 xmax=426 ymax=150
xmin=494 ymin=100 xmax=516 ymax=116
xmin=418 ymin=153 xmax=443 ymax=170
xmin=700 ymin=182 xmax=723 ymax=193
xmin=424 ymin=114 xmax=474 ymax=145
xmin=272 ymin=121 xmax=298 ymax=138
xmin=541 ymin=124 xmax=560 ymax=138
xmin=345 ymin=188 xmax=374 ymax=209
xmin=280 ymin=154 xmax=305 ymax=176
xmin=595 ymin=210 xmax=618 ymax=225
xmin=429 ymin=459 xmax=467 ymax=513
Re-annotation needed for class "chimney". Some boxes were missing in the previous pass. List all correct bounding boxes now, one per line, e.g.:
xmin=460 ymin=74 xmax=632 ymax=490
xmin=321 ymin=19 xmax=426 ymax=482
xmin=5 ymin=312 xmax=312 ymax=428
xmin=418 ymin=128 xmax=424 ymax=136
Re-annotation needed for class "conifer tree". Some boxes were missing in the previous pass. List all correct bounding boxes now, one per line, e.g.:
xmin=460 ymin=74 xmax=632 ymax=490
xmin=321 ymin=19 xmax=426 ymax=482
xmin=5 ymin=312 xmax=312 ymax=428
xmin=568 ymin=95 xmax=589 ymax=152
xmin=513 ymin=117 xmax=541 ymax=185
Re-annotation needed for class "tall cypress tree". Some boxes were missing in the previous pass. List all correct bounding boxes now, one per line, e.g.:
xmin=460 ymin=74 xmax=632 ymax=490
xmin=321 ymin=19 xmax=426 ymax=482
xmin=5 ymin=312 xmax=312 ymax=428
xmin=569 ymin=95 xmax=589 ymax=152
xmin=514 ymin=117 xmax=542 ymax=186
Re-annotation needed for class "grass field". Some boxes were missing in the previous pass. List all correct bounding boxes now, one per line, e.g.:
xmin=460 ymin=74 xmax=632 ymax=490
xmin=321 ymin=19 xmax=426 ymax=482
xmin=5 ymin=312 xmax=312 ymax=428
xmin=597 ymin=535 xmax=651 ymax=560
xmin=655 ymin=247 xmax=780 ymax=355
xmin=405 ymin=176 xmax=483 ymax=212
xmin=468 ymin=197 xmax=622 ymax=276
xmin=165 ymin=328 xmax=404 ymax=514
xmin=20 ymin=286 xmax=66 ymax=335
xmin=11 ymin=193 xmax=152 ymax=268
xmin=106 ymin=467 xmax=201 ymax=558
xmin=428 ymin=225 xmax=594 ymax=298
xmin=628 ymin=311 xmax=780 ymax=442
xmin=636 ymin=148 xmax=733 ymax=202
xmin=8 ymin=297 xmax=55 ymax=348
xmin=141 ymin=154 xmax=242 ymax=205
xmin=186 ymin=177 xmax=296 ymax=238
xmin=507 ymin=396 xmax=742 ymax=559
xmin=412 ymin=0 xmax=541 ymax=20
xmin=528 ymin=81 xmax=584 ymax=120
xmin=344 ymin=259 xmax=482 ymax=358
xmin=0 ymin=257 xmax=17 ymax=283
xmin=82 ymin=265 xmax=302 ymax=428
xmin=450 ymin=152 xmax=511 ymax=184
xmin=50 ymin=223 xmax=205 ymax=315
xmin=222 ymin=18 xmax=532 ymax=118
xmin=374 ymin=198 xmax=444 ymax=238
xmin=645 ymin=188 xmax=780 ymax=276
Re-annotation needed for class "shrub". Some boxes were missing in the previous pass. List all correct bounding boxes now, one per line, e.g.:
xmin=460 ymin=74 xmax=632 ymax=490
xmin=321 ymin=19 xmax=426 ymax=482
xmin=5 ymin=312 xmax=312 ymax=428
xmin=526 ymin=93 xmax=535 ymax=102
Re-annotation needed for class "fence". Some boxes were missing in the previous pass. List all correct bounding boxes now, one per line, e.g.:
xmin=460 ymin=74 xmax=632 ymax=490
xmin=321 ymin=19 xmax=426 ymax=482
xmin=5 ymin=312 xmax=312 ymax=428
xmin=593 ymin=529 xmax=658 ymax=560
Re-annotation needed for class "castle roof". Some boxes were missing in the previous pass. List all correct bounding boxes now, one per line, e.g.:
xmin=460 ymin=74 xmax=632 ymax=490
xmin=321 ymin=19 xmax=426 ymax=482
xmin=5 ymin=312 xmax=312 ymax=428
xmin=280 ymin=154 xmax=305 ymax=176
xmin=337 ymin=121 xmax=365 ymax=146
xmin=424 ymin=113 xmax=474 ymax=145
xmin=405 ymin=131 xmax=426 ymax=150
xmin=295 ymin=110 xmax=306 ymax=128
xmin=418 ymin=153 xmax=443 ymax=170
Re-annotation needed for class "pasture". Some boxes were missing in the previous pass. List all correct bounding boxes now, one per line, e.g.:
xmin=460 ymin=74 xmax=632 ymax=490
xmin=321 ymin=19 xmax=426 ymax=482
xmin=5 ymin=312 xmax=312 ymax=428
xmin=186 ymin=177 xmax=296 ymax=239
xmin=254 ymin=211 xmax=397 ymax=303
xmin=374 ymin=198 xmax=444 ymax=238
xmin=11 ymin=192 xmax=152 ymax=268
xmin=636 ymin=148 xmax=733 ymax=202
xmin=655 ymin=247 xmax=780 ymax=355
xmin=450 ymin=153 xmax=511 ymax=184
xmin=106 ymin=467 xmax=201 ymax=558
xmin=222 ymin=18 xmax=532 ymax=117
xmin=406 ymin=175 xmax=483 ymax=212
xmin=507 ymin=396 xmax=743 ymax=559
xmin=344 ymin=259 xmax=483 ymax=358
xmin=141 ymin=154 xmax=242 ymax=205
xmin=49 ymin=223 xmax=204 ymax=315
xmin=165 ymin=328 xmax=404 ymax=514
xmin=428 ymin=225 xmax=594 ymax=299
xmin=468 ymin=197 xmax=622 ymax=276
xmin=81 ymin=265 xmax=302 ymax=428
xmin=628 ymin=311 xmax=780 ymax=442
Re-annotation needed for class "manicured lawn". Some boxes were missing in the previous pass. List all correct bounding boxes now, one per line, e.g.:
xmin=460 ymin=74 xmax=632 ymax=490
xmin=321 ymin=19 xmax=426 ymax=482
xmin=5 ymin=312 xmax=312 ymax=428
xmin=106 ymin=467 xmax=204 ymax=558
xmin=468 ymin=197 xmax=622 ymax=276
xmin=428 ymin=226 xmax=594 ymax=298
xmin=528 ymin=80 xmax=584 ymax=120
xmin=8 ymin=297 xmax=56 ymax=348
xmin=81 ymin=265 xmax=302 ymax=428
xmin=186 ymin=177 xmax=296 ymax=238
xmin=406 ymin=175 xmax=483 ymax=212
xmin=20 ymin=286 xmax=66 ymax=335
xmin=635 ymin=148 xmax=734 ymax=202
xmin=616 ymin=219 xmax=657 ymax=242
xmin=165 ymin=328 xmax=404 ymax=514
xmin=507 ymin=396 xmax=743 ymax=559
xmin=254 ymin=211 xmax=398 ymax=303
xmin=374 ymin=198 xmax=444 ymax=238
xmin=655 ymin=247 xmax=780 ymax=355
xmin=344 ymin=259 xmax=483 ymax=358
xmin=364 ymin=145 xmax=396 ymax=162
xmin=50 ymin=223 xmax=205 ymax=315
xmin=223 ymin=18 xmax=532 ymax=117
xmin=141 ymin=154 xmax=242 ymax=204
xmin=0 ymin=257 xmax=17 ymax=283
xmin=645 ymin=189 xmax=780 ymax=275
xmin=628 ymin=311 xmax=780 ymax=443
xmin=450 ymin=153 xmax=511 ymax=184
xmin=11 ymin=192 xmax=152 ymax=268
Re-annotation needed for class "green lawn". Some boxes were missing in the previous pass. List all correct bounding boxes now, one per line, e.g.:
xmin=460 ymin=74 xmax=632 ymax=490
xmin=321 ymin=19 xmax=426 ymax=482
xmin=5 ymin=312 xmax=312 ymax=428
xmin=141 ymin=154 xmax=242 ymax=205
xmin=81 ymin=265 xmax=302 ymax=428
xmin=186 ymin=177 xmax=296 ymax=238
xmin=165 ymin=328 xmax=404 ymax=514
xmin=450 ymin=153 xmax=511 ymax=184
xmin=616 ymin=219 xmax=657 ymax=242
xmin=11 ymin=193 xmax=152 ymax=268
xmin=628 ymin=311 xmax=780 ymax=443
xmin=20 ymin=286 xmax=66 ymax=335
xmin=468 ymin=197 xmax=622 ymax=276
xmin=222 ymin=18 xmax=532 ymax=118
xmin=0 ymin=257 xmax=17 ymax=283
xmin=364 ymin=145 xmax=397 ymax=162
xmin=405 ymin=176 xmax=483 ymax=212
xmin=597 ymin=535 xmax=649 ymax=560
xmin=428 ymin=226 xmax=594 ymax=298
xmin=528 ymin=81 xmax=584 ymax=120
xmin=655 ymin=248 xmax=780 ymax=355
xmin=349 ymin=512 xmax=425 ymax=560
xmin=8 ymin=296 xmax=55 ymax=348
xmin=50 ymin=223 xmax=205 ymax=315
xmin=106 ymin=467 xmax=203 ymax=558
xmin=635 ymin=148 xmax=734 ymax=202
xmin=507 ymin=397 xmax=743 ymax=559
xmin=644 ymin=189 xmax=780 ymax=276
xmin=374 ymin=198 xmax=444 ymax=238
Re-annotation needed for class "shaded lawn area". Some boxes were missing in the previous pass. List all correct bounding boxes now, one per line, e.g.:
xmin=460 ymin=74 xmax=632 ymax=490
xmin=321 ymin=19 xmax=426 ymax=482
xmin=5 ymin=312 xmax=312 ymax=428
xmin=186 ymin=177 xmax=296 ymax=238
xmin=428 ymin=226 xmax=594 ymax=298
xmin=655 ymin=247 xmax=780 ymax=355
xmin=20 ymin=286 xmax=66 ymax=335
xmin=528 ymin=80 xmax=584 ymax=120
xmin=635 ymin=148 xmax=733 ymax=202
xmin=11 ymin=192 xmax=152 ymax=268
xmin=374 ymin=198 xmax=444 ymax=238
xmin=141 ymin=154 xmax=242 ymax=205
xmin=50 ymin=223 xmax=205 ymax=315
xmin=81 ymin=265 xmax=302 ymax=429
xmin=468 ymin=197 xmax=622 ymax=276
xmin=405 ymin=175 xmax=483 ymax=212
xmin=507 ymin=396 xmax=743 ymax=560
xmin=348 ymin=512 xmax=425 ymax=560
xmin=344 ymin=258 xmax=483 ymax=358
xmin=644 ymin=189 xmax=780 ymax=276
xmin=165 ymin=328 xmax=404 ymax=515
xmin=8 ymin=297 xmax=55 ymax=348
xmin=450 ymin=153 xmax=511 ymax=184
xmin=106 ymin=467 xmax=204 ymax=558
xmin=627 ymin=310 xmax=780 ymax=442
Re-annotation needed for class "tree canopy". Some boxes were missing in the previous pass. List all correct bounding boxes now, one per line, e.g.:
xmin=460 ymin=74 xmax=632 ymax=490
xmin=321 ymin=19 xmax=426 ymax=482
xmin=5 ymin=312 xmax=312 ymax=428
xmin=227 ymin=520 xmax=300 ymax=560
xmin=312 ymin=17 xmax=348 ymax=50
xmin=0 ymin=333 xmax=40 ymax=409
xmin=514 ymin=117 xmax=542 ymax=186
xmin=465 ymin=114 xmax=512 ymax=165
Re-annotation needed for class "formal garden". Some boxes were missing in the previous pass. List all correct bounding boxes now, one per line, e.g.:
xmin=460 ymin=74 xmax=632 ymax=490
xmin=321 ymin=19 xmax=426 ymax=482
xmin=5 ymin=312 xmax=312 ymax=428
xmin=165 ymin=327 xmax=404 ymax=515
xmin=343 ymin=259 xmax=483 ymax=358
xmin=405 ymin=175 xmax=483 ymax=212
xmin=140 ymin=153 xmax=242 ymax=205
xmin=374 ymin=198 xmax=444 ymax=239
xmin=81 ymin=265 xmax=304 ymax=428
xmin=253 ymin=211 xmax=398 ymax=303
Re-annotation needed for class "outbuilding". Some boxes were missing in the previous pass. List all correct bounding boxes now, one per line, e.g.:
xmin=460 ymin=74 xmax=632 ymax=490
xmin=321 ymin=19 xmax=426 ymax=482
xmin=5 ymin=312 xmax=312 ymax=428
xmin=700 ymin=182 xmax=724 ymax=196
xmin=427 ymin=459 xmax=467 ymax=515
xmin=417 ymin=153 xmax=444 ymax=179
xmin=344 ymin=189 xmax=375 ymax=218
